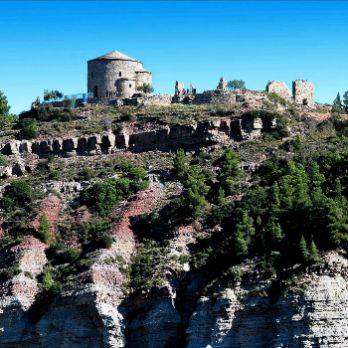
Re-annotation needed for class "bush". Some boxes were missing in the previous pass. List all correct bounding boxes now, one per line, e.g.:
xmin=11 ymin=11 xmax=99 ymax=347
xmin=137 ymin=83 xmax=154 ymax=94
xmin=81 ymin=178 xmax=131 ymax=216
xmin=130 ymin=240 xmax=166 ymax=291
xmin=0 ymin=263 xmax=21 ymax=281
xmin=18 ymin=118 xmax=38 ymax=139
xmin=37 ymin=214 xmax=50 ymax=244
xmin=81 ymin=164 xmax=148 ymax=216
xmin=266 ymin=92 xmax=287 ymax=106
xmin=227 ymin=80 xmax=246 ymax=90
xmin=0 ymin=180 xmax=33 ymax=211
xmin=0 ymin=155 xmax=8 ymax=166
xmin=62 ymin=247 xmax=81 ymax=262
xmin=41 ymin=270 xmax=62 ymax=295
xmin=96 ymin=234 xmax=113 ymax=248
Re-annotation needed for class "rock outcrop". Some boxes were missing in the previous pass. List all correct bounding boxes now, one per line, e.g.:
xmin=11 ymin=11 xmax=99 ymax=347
xmin=1 ymin=244 xmax=348 ymax=347
xmin=186 ymin=252 xmax=348 ymax=348
xmin=0 ymin=116 xmax=274 ymax=178
xmin=0 ymin=116 xmax=272 ymax=159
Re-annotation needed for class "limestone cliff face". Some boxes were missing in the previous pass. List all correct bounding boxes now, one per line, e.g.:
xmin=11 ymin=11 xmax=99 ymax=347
xmin=1 ymin=249 xmax=348 ymax=347
xmin=0 ymin=116 xmax=274 ymax=178
xmin=186 ymin=252 xmax=348 ymax=348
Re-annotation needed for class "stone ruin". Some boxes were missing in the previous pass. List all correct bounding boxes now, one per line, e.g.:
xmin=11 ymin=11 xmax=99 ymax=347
xmin=266 ymin=81 xmax=292 ymax=101
xmin=266 ymin=79 xmax=315 ymax=107
xmin=292 ymin=79 xmax=315 ymax=107
xmin=216 ymin=77 xmax=227 ymax=91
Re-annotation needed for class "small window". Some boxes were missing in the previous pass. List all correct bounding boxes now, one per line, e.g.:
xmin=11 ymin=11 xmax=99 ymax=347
xmin=119 ymin=72 xmax=122 ymax=77
xmin=129 ymin=84 xmax=132 ymax=88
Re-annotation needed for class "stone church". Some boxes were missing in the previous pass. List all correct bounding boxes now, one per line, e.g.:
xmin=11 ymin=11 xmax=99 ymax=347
xmin=87 ymin=51 xmax=152 ymax=100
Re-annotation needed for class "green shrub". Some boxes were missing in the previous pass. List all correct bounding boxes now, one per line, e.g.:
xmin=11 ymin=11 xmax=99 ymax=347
xmin=81 ymin=164 xmax=148 ymax=216
xmin=96 ymin=234 xmax=113 ymax=248
xmin=217 ymin=148 xmax=241 ymax=194
xmin=0 ymin=179 xmax=33 ymax=211
xmin=0 ymin=263 xmax=21 ymax=281
xmin=62 ymin=247 xmax=81 ymax=262
xmin=129 ymin=240 xmax=166 ymax=291
xmin=18 ymin=118 xmax=38 ymax=139
xmin=38 ymin=214 xmax=50 ymax=244
xmin=226 ymin=265 xmax=242 ymax=284
xmin=81 ymin=178 xmax=131 ymax=215
xmin=266 ymin=92 xmax=287 ymax=106
xmin=41 ymin=270 xmax=62 ymax=295
xmin=0 ymin=155 xmax=8 ymax=166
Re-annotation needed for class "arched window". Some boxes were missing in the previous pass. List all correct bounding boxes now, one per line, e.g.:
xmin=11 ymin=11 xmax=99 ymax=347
xmin=93 ymin=86 xmax=98 ymax=98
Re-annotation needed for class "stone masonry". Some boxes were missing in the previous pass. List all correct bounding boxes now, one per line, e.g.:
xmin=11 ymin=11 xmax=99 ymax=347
xmin=88 ymin=51 xmax=152 ymax=100
xmin=266 ymin=80 xmax=292 ymax=101
xmin=265 ymin=79 xmax=315 ymax=107
xmin=293 ymin=79 xmax=315 ymax=107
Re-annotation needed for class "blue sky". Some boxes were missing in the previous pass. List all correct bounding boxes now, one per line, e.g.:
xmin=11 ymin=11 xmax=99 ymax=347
xmin=1 ymin=1 xmax=348 ymax=114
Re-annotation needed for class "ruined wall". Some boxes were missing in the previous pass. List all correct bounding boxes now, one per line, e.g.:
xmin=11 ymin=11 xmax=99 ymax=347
xmin=293 ymin=79 xmax=315 ymax=107
xmin=135 ymin=71 xmax=152 ymax=90
xmin=266 ymin=80 xmax=292 ymax=101
xmin=193 ymin=90 xmax=266 ymax=108
xmin=142 ymin=94 xmax=173 ymax=106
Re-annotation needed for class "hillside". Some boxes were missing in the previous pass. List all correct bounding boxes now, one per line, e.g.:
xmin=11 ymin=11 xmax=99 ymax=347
xmin=1 ymin=96 xmax=348 ymax=347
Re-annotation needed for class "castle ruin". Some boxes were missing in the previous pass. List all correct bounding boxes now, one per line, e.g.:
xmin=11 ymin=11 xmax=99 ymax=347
xmin=266 ymin=79 xmax=315 ymax=107
xmin=87 ymin=51 xmax=152 ymax=100
xmin=84 ymin=51 xmax=315 ymax=108
xmin=292 ymin=79 xmax=315 ymax=107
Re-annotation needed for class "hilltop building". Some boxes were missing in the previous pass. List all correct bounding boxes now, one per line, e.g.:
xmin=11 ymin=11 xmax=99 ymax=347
xmin=87 ymin=51 xmax=152 ymax=100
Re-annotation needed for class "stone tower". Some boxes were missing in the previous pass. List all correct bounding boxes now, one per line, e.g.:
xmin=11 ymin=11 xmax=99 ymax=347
xmin=216 ymin=77 xmax=227 ymax=91
xmin=292 ymin=80 xmax=315 ymax=107
xmin=266 ymin=80 xmax=292 ymax=101
xmin=87 ymin=51 xmax=152 ymax=100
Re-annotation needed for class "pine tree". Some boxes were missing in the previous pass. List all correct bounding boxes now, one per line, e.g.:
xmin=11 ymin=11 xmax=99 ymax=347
xmin=216 ymin=187 xmax=225 ymax=205
xmin=310 ymin=163 xmax=325 ymax=203
xmin=279 ymin=162 xmax=311 ymax=210
xmin=332 ymin=92 xmax=343 ymax=113
xmin=182 ymin=165 xmax=209 ymax=219
xmin=343 ymin=91 xmax=348 ymax=113
xmin=309 ymin=241 xmax=320 ymax=263
xmin=265 ymin=216 xmax=283 ymax=246
xmin=299 ymin=235 xmax=309 ymax=263
xmin=233 ymin=228 xmax=248 ymax=258
xmin=333 ymin=178 xmax=343 ymax=198
xmin=218 ymin=148 xmax=241 ymax=194
xmin=0 ymin=91 xmax=14 ymax=129
xmin=0 ymin=91 xmax=10 ymax=116
xmin=173 ymin=149 xmax=189 ymax=181
xmin=234 ymin=211 xmax=255 ymax=257
xmin=270 ymin=182 xmax=281 ymax=214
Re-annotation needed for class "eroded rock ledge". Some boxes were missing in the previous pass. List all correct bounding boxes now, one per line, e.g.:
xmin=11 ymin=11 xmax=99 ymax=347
xmin=0 ymin=116 xmax=275 ymax=178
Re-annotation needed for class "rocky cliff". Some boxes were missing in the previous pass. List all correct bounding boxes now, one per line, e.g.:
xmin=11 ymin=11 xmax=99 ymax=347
xmin=0 ymin=103 xmax=345 ymax=347
xmin=0 ymin=115 xmax=272 ymax=179
xmin=1 ymin=241 xmax=348 ymax=347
